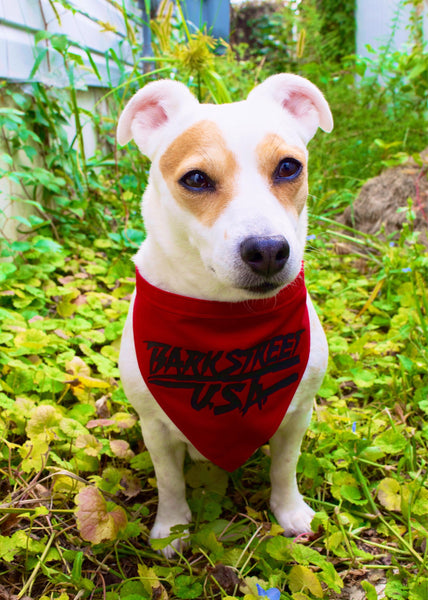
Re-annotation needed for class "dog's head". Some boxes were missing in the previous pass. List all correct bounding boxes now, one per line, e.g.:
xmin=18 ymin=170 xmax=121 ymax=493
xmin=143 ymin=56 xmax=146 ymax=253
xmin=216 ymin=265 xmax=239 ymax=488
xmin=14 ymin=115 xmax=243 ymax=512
xmin=117 ymin=74 xmax=333 ymax=301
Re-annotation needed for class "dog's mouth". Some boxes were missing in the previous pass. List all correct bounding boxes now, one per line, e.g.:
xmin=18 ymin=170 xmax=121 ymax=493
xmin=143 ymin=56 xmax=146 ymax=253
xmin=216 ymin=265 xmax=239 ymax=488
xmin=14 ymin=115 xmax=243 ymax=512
xmin=240 ymin=281 xmax=282 ymax=294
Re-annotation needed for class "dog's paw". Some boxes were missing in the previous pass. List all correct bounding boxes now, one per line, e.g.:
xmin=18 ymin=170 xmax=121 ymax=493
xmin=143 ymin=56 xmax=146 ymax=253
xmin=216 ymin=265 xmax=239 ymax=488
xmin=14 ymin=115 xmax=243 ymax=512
xmin=272 ymin=499 xmax=315 ymax=537
xmin=150 ymin=513 xmax=191 ymax=558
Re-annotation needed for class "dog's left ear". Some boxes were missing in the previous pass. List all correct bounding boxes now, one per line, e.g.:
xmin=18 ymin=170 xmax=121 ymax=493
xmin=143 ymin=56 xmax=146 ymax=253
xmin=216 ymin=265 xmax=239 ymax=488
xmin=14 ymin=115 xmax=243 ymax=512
xmin=117 ymin=80 xmax=198 ymax=158
xmin=247 ymin=74 xmax=333 ymax=143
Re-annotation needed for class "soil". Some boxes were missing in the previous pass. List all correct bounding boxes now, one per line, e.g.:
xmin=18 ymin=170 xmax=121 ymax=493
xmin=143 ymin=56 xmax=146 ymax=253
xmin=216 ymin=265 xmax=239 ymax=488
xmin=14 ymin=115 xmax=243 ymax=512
xmin=337 ymin=153 xmax=428 ymax=249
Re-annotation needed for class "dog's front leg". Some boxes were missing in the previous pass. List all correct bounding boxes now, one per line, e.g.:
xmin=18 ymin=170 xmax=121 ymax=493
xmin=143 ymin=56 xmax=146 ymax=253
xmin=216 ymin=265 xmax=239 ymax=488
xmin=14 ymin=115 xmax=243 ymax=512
xmin=269 ymin=406 xmax=315 ymax=537
xmin=142 ymin=421 xmax=191 ymax=556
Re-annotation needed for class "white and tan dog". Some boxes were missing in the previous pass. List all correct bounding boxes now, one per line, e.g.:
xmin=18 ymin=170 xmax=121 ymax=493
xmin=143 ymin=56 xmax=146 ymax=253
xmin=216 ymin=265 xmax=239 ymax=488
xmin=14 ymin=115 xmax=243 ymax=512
xmin=117 ymin=74 xmax=332 ymax=555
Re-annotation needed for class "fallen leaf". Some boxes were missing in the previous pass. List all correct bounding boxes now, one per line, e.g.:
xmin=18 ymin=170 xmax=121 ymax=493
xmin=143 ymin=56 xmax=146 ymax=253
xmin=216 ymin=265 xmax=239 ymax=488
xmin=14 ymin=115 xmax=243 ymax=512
xmin=209 ymin=564 xmax=241 ymax=594
xmin=75 ymin=486 xmax=127 ymax=544
xmin=95 ymin=395 xmax=110 ymax=418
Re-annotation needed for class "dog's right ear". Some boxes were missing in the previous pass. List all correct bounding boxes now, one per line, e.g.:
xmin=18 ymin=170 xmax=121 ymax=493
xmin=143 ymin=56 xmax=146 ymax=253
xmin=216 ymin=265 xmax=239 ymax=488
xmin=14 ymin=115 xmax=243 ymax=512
xmin=117 ymin=80 xmax=198 ymax=158
xmin=247 ymin=74 xmax=333 ymax=144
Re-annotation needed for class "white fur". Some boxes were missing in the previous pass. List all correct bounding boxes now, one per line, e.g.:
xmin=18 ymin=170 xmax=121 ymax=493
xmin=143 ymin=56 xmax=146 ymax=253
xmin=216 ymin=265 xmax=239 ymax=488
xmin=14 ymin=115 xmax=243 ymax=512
xmin=118 ymin=74 xmax=332 ymax=556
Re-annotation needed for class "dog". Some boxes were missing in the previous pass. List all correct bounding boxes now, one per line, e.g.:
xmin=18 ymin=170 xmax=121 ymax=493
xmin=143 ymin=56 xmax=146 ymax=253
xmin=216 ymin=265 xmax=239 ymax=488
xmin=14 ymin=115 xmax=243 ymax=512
xmin=117 ymin=73 xmax=333 ymax=556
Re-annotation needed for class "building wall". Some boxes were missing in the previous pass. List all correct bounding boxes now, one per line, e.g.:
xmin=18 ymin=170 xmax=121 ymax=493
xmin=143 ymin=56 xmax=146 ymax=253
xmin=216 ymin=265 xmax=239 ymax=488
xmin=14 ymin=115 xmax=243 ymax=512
xmin=0 ymin=0 xmax=141 ymax=87
xmin=0 ymin=87 xmax=110 ymax=241
xmin=356 ymin=0 xmax=428 ymax=58
xmin=182 ymin=0 xmax=230 ymax=41
xmin=0 ymin=0 xmax=142 ymax=240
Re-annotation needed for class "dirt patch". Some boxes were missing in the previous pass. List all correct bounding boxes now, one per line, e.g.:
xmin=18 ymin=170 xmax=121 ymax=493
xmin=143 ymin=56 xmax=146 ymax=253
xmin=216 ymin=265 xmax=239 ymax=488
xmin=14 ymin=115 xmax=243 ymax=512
xmin=338 ymin=154 xmax=428 ymax=248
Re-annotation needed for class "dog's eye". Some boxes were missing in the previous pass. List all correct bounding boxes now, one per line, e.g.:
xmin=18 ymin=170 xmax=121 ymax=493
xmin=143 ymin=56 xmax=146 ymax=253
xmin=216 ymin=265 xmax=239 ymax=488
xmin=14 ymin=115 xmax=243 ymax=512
xmin=180 ymin=170 xmax=215 ymax=191
xmin=274 ymin=158 xmax=302 ymax=182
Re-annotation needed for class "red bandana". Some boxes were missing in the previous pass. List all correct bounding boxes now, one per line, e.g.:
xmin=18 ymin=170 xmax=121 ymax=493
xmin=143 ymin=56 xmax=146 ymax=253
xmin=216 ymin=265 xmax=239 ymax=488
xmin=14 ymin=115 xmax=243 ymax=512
xmin=133 ymin=268 xmax=310 ymax=472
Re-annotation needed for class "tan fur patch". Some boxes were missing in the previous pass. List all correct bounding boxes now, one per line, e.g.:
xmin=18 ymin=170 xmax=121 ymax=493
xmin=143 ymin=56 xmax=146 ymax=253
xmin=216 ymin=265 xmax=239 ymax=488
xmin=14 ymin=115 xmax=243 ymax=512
xmin=159 ymin=120 xmax=239 ymax=227
xmin=256 ymin=134 xmax=308 ymax=214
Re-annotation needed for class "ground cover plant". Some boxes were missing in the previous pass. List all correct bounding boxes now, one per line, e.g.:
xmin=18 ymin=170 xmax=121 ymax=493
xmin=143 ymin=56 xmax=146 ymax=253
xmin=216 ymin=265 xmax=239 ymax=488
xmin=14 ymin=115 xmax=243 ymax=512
xmin=0 ymin=1 xmax=427 ymax=598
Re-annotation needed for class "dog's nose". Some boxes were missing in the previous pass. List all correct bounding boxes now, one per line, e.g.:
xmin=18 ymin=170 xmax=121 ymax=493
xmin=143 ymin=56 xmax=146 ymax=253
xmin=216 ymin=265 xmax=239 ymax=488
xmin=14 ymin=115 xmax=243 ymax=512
xmin=240 ymin=235 xmax=290 ymax=277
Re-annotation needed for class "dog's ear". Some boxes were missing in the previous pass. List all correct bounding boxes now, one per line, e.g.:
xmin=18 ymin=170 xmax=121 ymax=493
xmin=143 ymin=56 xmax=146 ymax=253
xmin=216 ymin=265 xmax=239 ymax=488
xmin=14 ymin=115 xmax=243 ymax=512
xmin=117 ymin=80 xmax=198 ymax=157
xmin=247 ymin=74 xmax=333 ymax=143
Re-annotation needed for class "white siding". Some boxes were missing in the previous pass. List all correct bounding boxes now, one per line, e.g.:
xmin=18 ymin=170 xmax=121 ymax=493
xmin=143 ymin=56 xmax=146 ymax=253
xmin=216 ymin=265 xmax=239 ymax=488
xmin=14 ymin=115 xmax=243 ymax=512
xmin=0 ymin=0 xmax=143 ymax=240
xmin=0 ymin=0 xmax=142 ymax=87
xmin=356 ymin=0 xmax=428 ymax=58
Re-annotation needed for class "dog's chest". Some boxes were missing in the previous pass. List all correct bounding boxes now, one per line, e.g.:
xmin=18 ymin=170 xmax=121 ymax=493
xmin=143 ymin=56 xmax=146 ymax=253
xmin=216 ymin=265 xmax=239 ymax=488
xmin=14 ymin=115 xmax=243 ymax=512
xmin=132 ymin=268 xmax=311 ymax=471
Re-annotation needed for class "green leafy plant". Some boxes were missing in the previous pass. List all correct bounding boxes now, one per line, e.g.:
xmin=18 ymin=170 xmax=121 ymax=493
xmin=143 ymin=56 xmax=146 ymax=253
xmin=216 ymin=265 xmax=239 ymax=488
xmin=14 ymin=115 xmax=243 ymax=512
xmin=150 ymin=0 xmax=232 ymax=103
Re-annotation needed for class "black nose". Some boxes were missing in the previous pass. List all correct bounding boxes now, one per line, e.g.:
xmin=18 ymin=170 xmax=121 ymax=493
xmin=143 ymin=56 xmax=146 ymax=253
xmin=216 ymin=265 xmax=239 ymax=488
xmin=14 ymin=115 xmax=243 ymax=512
xmin=240 ymin=235 xmax=290 ymax=277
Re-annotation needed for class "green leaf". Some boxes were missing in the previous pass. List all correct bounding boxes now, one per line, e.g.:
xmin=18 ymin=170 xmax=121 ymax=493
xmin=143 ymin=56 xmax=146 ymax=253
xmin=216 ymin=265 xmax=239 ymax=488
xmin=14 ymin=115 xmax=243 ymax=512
xmin=150 ymin=530 xmax=187 ymax=551
xmin=189 ymin=493 xmax=222 ymax=522
xmin=0 ymin=393 xmax=14 ymax=410
xmin=289 ymin=543 xmax=328 ymax=568
xmin=361 ymin=580 xmax=378 ymax=600
xmin=325 ymin=530 xmax=343 ymax=552
xmin=0 ymin=530 xmax=45 ymax=562
xmin=22 ymin=145 xmax=38 ymax=161
xmin=33 ymin=237 xmax=63 ymax=253
xmin=319 ymin=560 xmax=344 ymax=592
xmin=29 ymin=47 xmax=48 ymax=78
xmin=26 ymin=404 xmax=63 ymax=439
xmin=5 ymin=367 xmax=35 ymax=394
xmin=375 ymin=430 xmax=407 ymax=454
xmin=340 ymin=484 xmax=367 ymax=505
xmin=402 ymin=484 xmax=428 ymax=517
xmin=191 ymin=529 xmax=223 ymax=560
xmin=96 ymin=466 xmax=125 ymax=494
xmin=20 ymin=437 xmax=50 ymax=472
xmin=384 ymin=578 xmax=407 ymax=599
xmin=0 ymin=152 xmax=13 ymax=165
xmin=121 ymin=579 xmax=150 ymax=599
xmin=409 ymin=579 xmax=428 ymax=600
xmin=186 ymin=462 xmax=228 ymax=495
xmin=111 ymin=412 xmax=138 ymax=429
xmin=14 ymin=328 xmax=49 ymax=352
xmin=130 ymin=451 xmax=154 ymax=472
xmin=288 ymin=565 xmax=323 ymax=598
xmin=84 ymin=47 xmax=101 ymax=80
xmin=408 ymin=62 xmax=427 ymax=80
xmin=0 ymin=262 xmax=17 ymax=282
xmin=317 ymin=373 xmax=339 ymax=398
xmin=68 ymin=403 xmax=96 ymax=424
xmin=397 ymin=354 xmax=415 ymax=372
xmin=0 ymin=535 xmax=21 ymax=562
xmin=68 ymin=52 xmax=85 ymax=66
xmin=266 ymin=536 xmax=292 ymax=561
xmin=377 ymin=478 xmax=401 ymax=511
xmin=137 ymin=563 xmax=162 ymax=597
xmin=174 ymin=575 xmax=203 ymax=600
xmin=35 ymin=30 xmax=52 ymax=44
xmin=350 ymin=368 xmax=377 ymax=388
xmin=122 ymin=228 xmax=145 ymax=247
xmin=50 ymin=34 xmax=69 ymax=53
xmin=331 ymin=471 xmax=359 ymax=501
